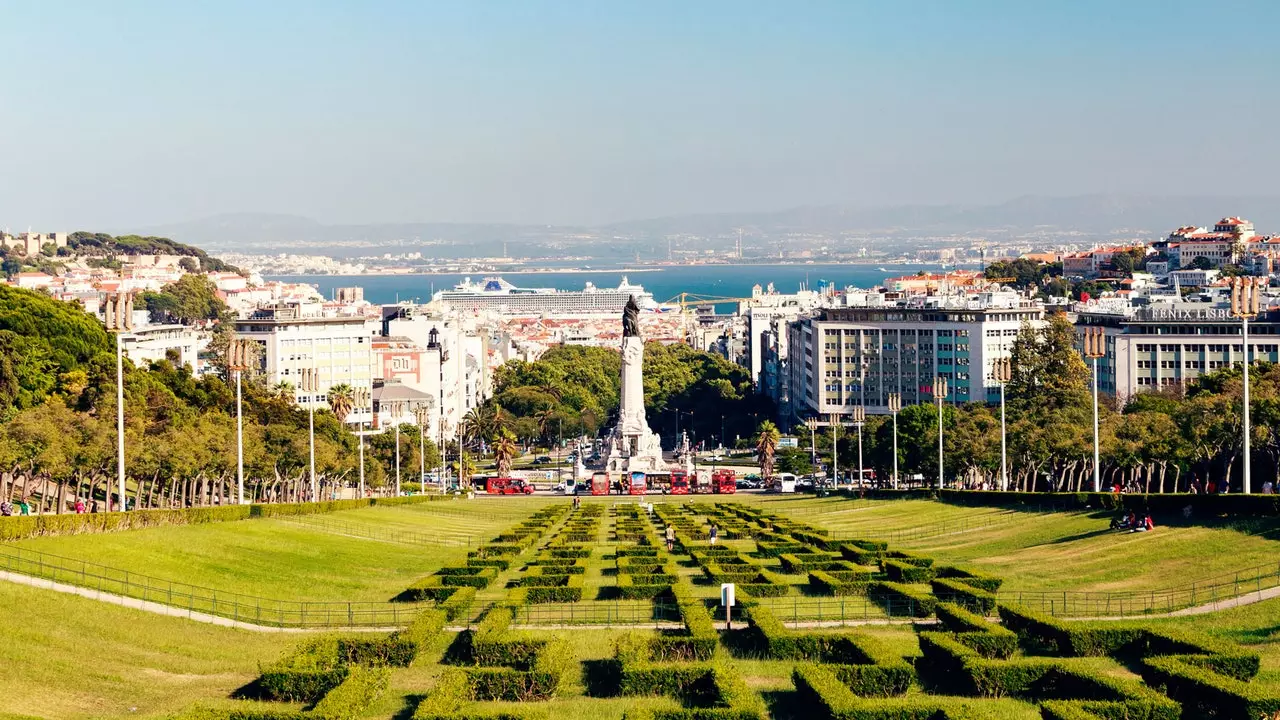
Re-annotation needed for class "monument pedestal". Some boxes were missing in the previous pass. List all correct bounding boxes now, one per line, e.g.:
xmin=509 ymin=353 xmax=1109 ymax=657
xmin=603 ymin=335 xmax=665 ymax=475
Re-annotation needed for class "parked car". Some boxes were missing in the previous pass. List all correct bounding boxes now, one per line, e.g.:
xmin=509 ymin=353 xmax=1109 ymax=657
xmin=532 ymin=455 xmax=552 ymax=465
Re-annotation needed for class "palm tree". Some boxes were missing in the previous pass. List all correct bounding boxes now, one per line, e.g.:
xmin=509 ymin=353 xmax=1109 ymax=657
xmin=534 ymin=407 xmax=556 ymax=445
xmin=493 ymin=428 xmax=518 ymax=476
xmin=326 ymin=383 xmax=355 ymax=423
xmin=756 ymin=420 xmax=781 ymax=479
xmin=271 ymin=381 xmax=295 ymax=400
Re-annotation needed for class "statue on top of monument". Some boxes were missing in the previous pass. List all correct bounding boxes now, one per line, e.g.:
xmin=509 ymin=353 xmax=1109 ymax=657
xmin=622 ymin=295 xmax=641 ymax=338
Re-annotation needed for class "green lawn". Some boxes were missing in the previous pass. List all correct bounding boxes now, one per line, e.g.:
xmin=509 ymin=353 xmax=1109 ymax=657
xmin=0 ymin=583 xmax=295 ymax=720
xmin=10 ymin=500 xmax=544 ymax=602
xmin=749 ymin=496 xmax=1280 ymax=594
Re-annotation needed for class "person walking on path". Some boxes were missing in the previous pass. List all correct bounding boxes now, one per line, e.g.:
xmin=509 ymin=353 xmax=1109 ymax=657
xmin=709 ymin=524 xmax=719 ymax=545
xmin=665 ymin=525 xmax=676 ymax=552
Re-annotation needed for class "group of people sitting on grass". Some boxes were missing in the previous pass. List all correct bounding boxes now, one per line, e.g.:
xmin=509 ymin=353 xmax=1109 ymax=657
xmin=1110 ymin=509 xmax=1155 ymax=533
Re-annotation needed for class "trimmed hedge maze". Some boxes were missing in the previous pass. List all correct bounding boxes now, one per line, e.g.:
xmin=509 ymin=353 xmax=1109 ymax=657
xmin=171 ymin=500 xmax=1280 ymax=719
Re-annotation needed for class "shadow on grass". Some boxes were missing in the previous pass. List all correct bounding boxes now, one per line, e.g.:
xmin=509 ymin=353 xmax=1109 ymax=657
xmin=581 ymin=659 xmax=621 ymax=697
xmin=1043 ymin=527 xmax=1117 ymax=545
xmin=230 ymin=677 xmax=268 ymax=701
xmin=720 ymin=627 xmax=764 ymax=659
xmin=391 ymin=693 xmax=427 ymax=720
xmin=762 ymin=690 xmax=803 ymax=720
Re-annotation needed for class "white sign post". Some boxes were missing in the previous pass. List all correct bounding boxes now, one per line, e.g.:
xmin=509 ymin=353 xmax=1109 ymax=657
xmin=720 ymin=583 xmax=736 ymax=630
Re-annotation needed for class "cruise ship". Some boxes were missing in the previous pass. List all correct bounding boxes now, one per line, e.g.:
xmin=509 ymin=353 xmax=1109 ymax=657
xmin=432 ymin=276 xmax=667 ymax=315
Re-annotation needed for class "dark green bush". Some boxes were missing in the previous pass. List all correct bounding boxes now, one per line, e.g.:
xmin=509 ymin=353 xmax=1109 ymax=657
xmin=929 ymin=578 xmax=995 ymax=614
xmin=883 ymin=559 xmax=935 ymax=583
xmin=809 ymin=570 xmax=870 ymax=597
xmin=934 ymin=566 xmax=1003 ymax=593
xmin=868 ymin=582 xmax=936 ymax=618
xmin=1140 ymin=655 xmax=1280 ymax=719
xmin=258 ymin=637 xmax=347 ymax=702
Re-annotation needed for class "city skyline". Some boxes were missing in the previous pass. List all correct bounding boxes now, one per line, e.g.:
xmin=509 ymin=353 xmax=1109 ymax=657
xmin=4 ymin=1 xmax=1279 ymax=230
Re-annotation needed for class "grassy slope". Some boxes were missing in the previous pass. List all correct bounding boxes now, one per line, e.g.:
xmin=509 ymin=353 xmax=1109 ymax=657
xmin=0 ymin=583 xmax=295 ymax=720
xmin=10 ymin=499 xmax=540 ymax=601
xmin=751 ymin=496 xmax=1280 ymax=593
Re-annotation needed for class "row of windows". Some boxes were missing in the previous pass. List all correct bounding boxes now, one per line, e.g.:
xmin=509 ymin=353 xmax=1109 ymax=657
xmin=1135 ymin=343 xmax=1280 ymax=353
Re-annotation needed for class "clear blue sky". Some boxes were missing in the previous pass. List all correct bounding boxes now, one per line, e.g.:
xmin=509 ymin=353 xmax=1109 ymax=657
xmin=2 ymin=0 xmax=1277 ymax=229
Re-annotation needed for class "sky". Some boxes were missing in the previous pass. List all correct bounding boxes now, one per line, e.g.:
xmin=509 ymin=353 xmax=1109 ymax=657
xmin=2 ymin=0 xmax=1279 ymax=230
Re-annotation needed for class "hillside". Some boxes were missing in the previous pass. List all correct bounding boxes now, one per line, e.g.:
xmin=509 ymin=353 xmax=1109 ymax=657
xmin=66 ymin=232 xmax=241 ymax=273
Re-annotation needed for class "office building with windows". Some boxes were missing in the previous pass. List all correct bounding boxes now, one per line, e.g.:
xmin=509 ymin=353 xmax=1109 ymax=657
xmin=234 ymin=302 xmax=374 ymax=422
xmin=1075 ymin=301 xmax=1280 ymax=400
xmin=786 ymin=291 xmax=1045 ymax=421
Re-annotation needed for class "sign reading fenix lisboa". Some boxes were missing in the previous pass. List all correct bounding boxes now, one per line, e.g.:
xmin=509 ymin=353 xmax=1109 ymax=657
xmin=1133 ymin=306 xmax=1244 ymax=322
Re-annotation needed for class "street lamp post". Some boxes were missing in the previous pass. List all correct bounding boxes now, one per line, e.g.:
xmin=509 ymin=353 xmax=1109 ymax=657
xmin=888 ymin=393 xmax=901 ymax=489
xmin=415 ymin=405 xmax=431 ymax=487
xmin=804 ymin=417 xmax=819 ymax=469
xmin=828 ymin=413 xmax=840 ymax=485
xmin=228 ymin=338 xmax=254 ymax=504
xmin=851 ymin=406 xmax=865 ymax=487
xmin=394 ymin=406 xmax=402 ymax=497
xmin=300 ymin=367 xmax=318 ymax=501
xmin=1231 ymin=277 xmax=1262 ymax=494
xmin=1083 ymin=328 xmax=1105 ymax=493
xmin=992 ymin=358 xmax=1012 ymax=491
xmin=357 ymin=387 xmax=370 ymax=498
xmin=104 ymin=292 xmax=134 ymax=512
xmin=933 ymin=376 xmax=949 ymax=489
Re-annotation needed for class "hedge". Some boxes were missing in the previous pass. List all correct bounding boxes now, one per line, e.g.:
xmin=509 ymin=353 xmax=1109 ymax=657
xmin=779 ymin=553 xmax=851 ymax=573
xmin=882 ymin=550 xmax=933 ymax=568
xmin=867 ymin=582 xmax=936 ymax=618
xmin=440 ymin=587 xmax=477 ymax=622
xmin=648 ymin=584 xmax=718 ymax=661
xmin=511 ymin=575 xmax=585 ymax=603
xmin=934 ymin=566 xmax=1003 ymax=593
xmin=932 ymin=603 xmax=1016 ymax=659
xmin=615 ymin=574 xmax=676 ymax=600
xmin=546 ymin=547 xmax=592 ymax=559
xmin=0 ymin=494 xmax=453 ymax=541
xmin=1140 ymin=655 xmax=1280 ymax=718
xmin=838 ymin=544 xmax=882 ymax=566
xmin=882 ymin=559 xmax=935 ymax=584
xmin=929 ymin=578 xmax=995 ymax=614
xmin=792 ymin=662 xmax=956 ymax=720
xmin=808 ymin=571 xmax=870 ymax=597
xmin=338 ymin=608 xmax=446 ymax=666
xmin=918 ymin=630 xmax=1179 ymax=716
xmin=257 ymin=637 xmax=349 ymax=702
xmin=310 ymin=665 xmax=391 ymax=720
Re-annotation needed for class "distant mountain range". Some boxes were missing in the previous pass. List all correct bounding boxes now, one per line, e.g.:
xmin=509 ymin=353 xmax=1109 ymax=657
xmin=127 ymin=195 xmax=1280 ymax=253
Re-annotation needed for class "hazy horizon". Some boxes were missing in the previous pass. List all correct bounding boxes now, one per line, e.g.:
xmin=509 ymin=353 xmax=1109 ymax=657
xmin=4 ymin=1 xmax=1279 ymax=230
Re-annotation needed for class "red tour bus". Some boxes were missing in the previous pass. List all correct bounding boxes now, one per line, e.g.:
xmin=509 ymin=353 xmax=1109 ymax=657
xmin=484 ymin=477 xmax=533 ymax=495
xmin=670 ymin=470 xmax=689 ymax=495
xmin=628 ymin=471 xmax=647 ymax=495
xmin=590 ymin=472 xmax=610 ymax=496
xmin=712 ymin=468 xmax=736 ymax=494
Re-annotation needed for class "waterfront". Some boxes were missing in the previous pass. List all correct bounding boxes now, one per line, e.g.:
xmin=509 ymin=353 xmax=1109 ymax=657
xmin=267 ymin=262 xmax=956 ymax=308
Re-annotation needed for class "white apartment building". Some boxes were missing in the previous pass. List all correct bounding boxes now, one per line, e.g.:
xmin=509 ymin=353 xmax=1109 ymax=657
xmin=786 ymin=292 xmax=1045 ymax=422
xmin=1076 ymin=301 xmax=1280 ymax=400
xmin=235 ymin=302 xmax=374 ymax=423
xmin=382 ymin=305 xmax=491 ymax=437
xmin=120 ymin=324 xmax=200 ymax=369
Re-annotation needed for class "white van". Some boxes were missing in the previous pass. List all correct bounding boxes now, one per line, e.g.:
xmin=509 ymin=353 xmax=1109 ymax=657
xmin=776 ymin=473 xmax=797 ymax=493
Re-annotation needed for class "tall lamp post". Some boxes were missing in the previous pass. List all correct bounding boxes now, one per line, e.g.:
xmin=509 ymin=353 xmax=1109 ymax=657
xmin=933 ymin=376 xmax=949 ymax=489
xmin=888 ymin=393 xmax=901 ymax=489
xmin=228 ymin=338 xmax=255 ymax=504
xmin=1231 ymin=276 xmax=1261 ymax=494
xmin=300 ymin=367 xmax=318 ymax=500
xmin=828 ymin=413 xmax=840 ymax=485
xmin=851 ymin=406 xmax=866 ymax=487
xmin=356 ymin=387 xmax=370 ymax=498
xmin=394 ymin=403 xmax=403 ymax=497
xmin=1082 ymin=328 xmax=1104 ymax=493
xmin=415 ymin=404 xmax=431 ymax=486
xmin=991 ymin=358 xmax=1011 ymax=491
xmin=104 ymin=292 xmax=134 ymax=511
xmin=804 ymin=417 xmax=819 ymax=470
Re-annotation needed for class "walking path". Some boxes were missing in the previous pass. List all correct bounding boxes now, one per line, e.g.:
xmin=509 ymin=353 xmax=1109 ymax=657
xmin=9 ymin=561 xmax=1279 ymax=633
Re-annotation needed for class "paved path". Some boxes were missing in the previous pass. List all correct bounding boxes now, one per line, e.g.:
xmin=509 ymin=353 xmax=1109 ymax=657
xmin=6 ymin=567 xmax=1280 ymax=632
xmin=0 ymin=571 xmax=396 ymax=633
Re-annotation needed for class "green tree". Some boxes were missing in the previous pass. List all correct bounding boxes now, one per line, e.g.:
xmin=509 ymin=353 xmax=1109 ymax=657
xmin=326 ymin=384 xmax=355 ymax=424
xmin=138 ymin=274 xmax=230 ymax=326
xmin=493 ymin=428 xmax=518 ymax=476
xmin=756 ymin=420 xmax=781 ymax=478
xmin=1007 ymin=314 xmax=1090 ymax=410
